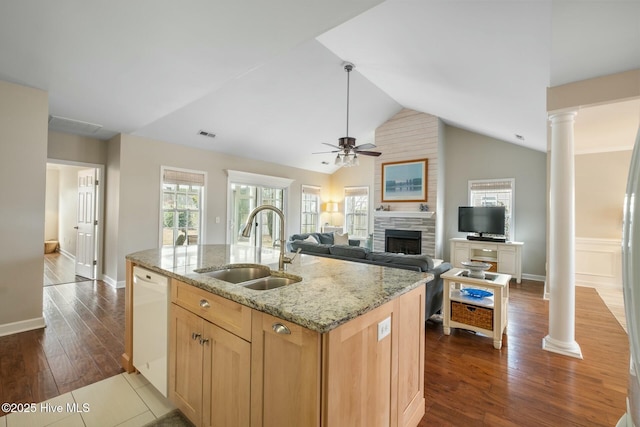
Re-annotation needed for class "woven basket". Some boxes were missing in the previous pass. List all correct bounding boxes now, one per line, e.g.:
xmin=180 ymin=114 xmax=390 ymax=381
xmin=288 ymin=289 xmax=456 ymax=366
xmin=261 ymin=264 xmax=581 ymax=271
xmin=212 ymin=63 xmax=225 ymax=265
xmin=451 ymin=301 xmax=493 ymax=330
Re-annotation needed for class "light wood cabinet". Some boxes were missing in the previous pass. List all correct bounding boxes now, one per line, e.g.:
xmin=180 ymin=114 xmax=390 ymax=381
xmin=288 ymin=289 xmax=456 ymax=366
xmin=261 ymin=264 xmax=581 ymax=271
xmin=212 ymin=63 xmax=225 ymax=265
xmin=167 ymin=278 xmax=424 ymax=427
xmin=169 ymin=280 xmax=251 ymax=427
xmin=251 ymin=311 xmax=321 ymax=427
xmin=251 ymin=286 xmax=425 ymax=427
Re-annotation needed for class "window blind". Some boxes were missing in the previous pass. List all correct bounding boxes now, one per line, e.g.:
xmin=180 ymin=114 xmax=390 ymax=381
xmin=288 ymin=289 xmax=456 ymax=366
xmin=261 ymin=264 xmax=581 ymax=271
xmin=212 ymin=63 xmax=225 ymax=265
xmin=469 ymin=180 xmax=512 ymax=192
xmin=302 ymin=185 xmax=321 ymax=196
xmin=344 ymin=186 xmax=369 ymax=197
xmin=163 ymin=169 xmax=205 ymax=186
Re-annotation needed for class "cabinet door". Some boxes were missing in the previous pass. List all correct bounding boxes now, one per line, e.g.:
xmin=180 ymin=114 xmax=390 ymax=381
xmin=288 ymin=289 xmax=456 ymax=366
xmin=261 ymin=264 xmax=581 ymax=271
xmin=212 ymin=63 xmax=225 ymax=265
xmin=323 ymin=299 xmax=397 ymax=427
xmin=498 ymin=249 xmax=516 ymax=274
xmin=169 ymin=304 xmax=204 ymax=426
xmin=397 ymin=287 xmax=426 ymax=427
xmin=202 ymin=322 xmax=251 ymax=427
xmin=251 ymin=311 xmax=321 ymax=427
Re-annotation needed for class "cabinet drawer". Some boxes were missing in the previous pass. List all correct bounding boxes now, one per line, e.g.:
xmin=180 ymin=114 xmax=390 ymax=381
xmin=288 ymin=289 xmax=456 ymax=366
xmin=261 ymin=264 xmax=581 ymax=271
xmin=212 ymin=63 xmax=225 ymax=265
xmin=470 ymin=243 xmax=498 ymax=251
xmin=172 ymin=279 xmax=252 ymax=341
xmin=499 ymin=245 xmax=516 ymax=252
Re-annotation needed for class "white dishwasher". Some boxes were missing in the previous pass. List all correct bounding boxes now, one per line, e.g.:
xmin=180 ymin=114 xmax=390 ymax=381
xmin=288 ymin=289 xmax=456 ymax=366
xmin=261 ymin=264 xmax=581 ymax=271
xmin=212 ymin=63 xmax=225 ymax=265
xmin=133 ymin=266 xmax=169 ymax=397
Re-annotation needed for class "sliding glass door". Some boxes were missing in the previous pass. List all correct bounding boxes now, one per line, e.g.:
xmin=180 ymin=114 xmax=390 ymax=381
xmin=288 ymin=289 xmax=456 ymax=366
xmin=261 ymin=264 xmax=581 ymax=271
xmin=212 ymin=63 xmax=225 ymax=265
xmin=230 ymin=183 xmax=284 ymax=249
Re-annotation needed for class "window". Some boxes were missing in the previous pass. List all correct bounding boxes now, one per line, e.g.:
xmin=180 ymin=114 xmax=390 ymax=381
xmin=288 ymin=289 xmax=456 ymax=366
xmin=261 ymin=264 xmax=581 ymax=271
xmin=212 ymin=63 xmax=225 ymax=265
xmin=301 ymin=185 xmax=321 ymax=234
xmin=468 ymin=178 xmax=514 ymax=240
xmin=344 ymin=186 xmax=369 ymax=239
xmin=226 ymin=170 xmax=293 ymax=248
xmin=161 ymin=167 xmax=206 ymax=246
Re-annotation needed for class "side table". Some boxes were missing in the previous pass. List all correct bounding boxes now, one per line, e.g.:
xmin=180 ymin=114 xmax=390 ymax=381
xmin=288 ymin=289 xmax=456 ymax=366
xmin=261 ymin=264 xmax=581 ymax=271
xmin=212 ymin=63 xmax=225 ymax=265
xmin=442 ymin=268 xmax=511 ymax=349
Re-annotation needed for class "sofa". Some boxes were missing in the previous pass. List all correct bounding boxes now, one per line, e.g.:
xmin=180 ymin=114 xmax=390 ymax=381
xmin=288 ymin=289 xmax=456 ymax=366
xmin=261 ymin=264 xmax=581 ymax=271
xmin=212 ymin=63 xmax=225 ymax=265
xmin=288 ymin=232 xmax=451 ymax=319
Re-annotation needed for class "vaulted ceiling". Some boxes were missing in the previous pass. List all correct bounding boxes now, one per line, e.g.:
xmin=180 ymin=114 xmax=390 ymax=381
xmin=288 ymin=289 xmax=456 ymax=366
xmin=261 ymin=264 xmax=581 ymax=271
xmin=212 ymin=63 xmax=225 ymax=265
xmin=1 ymin=1 xmax=638 ymax=173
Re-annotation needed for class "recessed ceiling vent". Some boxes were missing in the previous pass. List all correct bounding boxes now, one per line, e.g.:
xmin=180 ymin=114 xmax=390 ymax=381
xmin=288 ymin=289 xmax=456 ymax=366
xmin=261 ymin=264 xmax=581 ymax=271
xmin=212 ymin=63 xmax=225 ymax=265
xmin=48 ymin=115 xmax=103 ymax=134
xmin=198 ymin=130 xmax=216 ymax=138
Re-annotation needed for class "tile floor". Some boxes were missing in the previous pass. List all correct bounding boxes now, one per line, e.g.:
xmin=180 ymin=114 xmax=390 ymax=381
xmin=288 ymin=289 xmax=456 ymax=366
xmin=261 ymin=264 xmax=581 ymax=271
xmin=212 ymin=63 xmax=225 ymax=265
xmin=0 ymin=372 xmax=175 ymax=427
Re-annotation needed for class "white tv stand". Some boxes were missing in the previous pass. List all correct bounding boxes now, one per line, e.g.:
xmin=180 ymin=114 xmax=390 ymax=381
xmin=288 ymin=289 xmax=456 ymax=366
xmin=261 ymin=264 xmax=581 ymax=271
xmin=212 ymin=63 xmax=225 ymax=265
xmin=450 ymin=237 xmax=523 ymax=283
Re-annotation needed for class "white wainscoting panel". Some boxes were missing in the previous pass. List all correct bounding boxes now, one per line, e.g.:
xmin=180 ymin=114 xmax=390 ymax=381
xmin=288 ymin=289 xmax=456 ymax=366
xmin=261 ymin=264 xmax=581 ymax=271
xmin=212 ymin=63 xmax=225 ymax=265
xmin=575 ymin=237 xmax=622 ymax=289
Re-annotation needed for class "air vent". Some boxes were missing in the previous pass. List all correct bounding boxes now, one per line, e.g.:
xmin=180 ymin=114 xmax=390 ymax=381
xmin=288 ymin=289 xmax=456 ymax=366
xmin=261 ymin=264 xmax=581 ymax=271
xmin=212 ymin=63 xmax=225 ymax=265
xmin=198 ymin=130 xmax=216 ymax=138
xmin=48 ymin=115 xmax=103 ymax=134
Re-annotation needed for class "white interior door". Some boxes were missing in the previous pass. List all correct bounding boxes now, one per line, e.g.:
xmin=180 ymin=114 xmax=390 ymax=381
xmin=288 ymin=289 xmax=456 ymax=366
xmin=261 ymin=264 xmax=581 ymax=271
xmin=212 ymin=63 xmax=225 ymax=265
xmin=76 ymin=168 xmax=97 ymax=279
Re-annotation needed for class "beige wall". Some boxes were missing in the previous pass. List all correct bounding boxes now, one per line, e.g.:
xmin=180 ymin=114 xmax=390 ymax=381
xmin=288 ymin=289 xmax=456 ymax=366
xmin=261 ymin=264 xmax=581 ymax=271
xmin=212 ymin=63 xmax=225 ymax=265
xmin=48 ymin=131 xmax=107 ymax=165
xmin=0 ymin=80 xmax=48 ymax=333
xmin=105 ymin=133 xmax=331 ymax=283
xmin=104 ymin=136 xmax=121 ymax=284
xmin=45 ymin=168 xmax=60 ymax=241
xmin=575 ymin=150 xmax=632 ymax=239
xmin=327 ymin=155 xmax=375 ymax=229
xmin=58 ymin=165 xmax=86 ymax=255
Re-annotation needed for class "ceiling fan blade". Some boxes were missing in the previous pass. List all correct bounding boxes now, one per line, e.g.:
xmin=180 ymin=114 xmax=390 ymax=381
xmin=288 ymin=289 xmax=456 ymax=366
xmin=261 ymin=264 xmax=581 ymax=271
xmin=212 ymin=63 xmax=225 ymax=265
xmin=322 ymin=142 xmax=342 ymax=149
xmin=354 ymin=143 xmax=376 ymax=150
xmin=355 ymin=150 xmax=382 ymax=157
xmin=312 ymin=150 xmax=339 ymax=154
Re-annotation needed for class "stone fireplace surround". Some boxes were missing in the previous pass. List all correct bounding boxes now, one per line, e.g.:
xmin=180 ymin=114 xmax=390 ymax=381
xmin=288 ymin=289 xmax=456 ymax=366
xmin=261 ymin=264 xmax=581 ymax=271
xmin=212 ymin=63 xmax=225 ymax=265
xmin=373 ymin=211 xmax=436 ymax=258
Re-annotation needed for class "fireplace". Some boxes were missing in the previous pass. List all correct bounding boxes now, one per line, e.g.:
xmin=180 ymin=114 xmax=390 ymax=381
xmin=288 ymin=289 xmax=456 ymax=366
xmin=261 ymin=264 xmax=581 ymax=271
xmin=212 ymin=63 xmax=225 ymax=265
xmin=385 ymin=229 xmax=422 ymax=254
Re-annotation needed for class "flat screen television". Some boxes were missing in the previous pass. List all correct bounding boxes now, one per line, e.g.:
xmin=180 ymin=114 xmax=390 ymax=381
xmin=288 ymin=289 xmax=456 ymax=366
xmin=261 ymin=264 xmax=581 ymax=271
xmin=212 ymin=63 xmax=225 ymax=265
xmin=458 ymin=206 xmax=506 ymax=239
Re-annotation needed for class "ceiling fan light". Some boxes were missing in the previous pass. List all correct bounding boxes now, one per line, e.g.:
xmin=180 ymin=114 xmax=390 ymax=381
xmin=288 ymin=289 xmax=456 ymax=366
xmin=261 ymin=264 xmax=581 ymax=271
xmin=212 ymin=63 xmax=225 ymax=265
xmin=334 ymin=154 xmax=342 ymax=166
xmin=353 ymin=154 xmax=360 ymax=166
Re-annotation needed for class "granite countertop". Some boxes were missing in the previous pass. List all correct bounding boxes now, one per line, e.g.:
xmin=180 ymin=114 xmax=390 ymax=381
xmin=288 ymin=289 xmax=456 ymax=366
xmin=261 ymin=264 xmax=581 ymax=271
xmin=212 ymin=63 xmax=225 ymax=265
xmin=126 ymin=244 xmax=433 ymax=333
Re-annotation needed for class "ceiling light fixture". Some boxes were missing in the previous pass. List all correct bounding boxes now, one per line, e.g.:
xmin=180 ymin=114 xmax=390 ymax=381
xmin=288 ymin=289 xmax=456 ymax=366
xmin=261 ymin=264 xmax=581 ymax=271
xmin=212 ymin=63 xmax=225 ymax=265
xmin=313 ymin=62 xmax=382 ymax=167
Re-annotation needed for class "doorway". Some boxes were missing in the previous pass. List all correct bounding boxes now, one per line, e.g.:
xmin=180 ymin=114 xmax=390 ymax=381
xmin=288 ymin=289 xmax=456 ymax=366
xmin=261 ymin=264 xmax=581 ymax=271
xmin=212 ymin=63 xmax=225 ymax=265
xmin=230 ymin=184 xmax=284 ymax=249
xmin=44 ymin=161 xmax=104 ymax=286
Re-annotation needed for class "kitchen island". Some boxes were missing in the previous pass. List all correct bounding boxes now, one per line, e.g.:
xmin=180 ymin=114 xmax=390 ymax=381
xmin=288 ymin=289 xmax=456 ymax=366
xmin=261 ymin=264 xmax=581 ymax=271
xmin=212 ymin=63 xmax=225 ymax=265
xmin=124 ymin=244 xmax=431 ymax=427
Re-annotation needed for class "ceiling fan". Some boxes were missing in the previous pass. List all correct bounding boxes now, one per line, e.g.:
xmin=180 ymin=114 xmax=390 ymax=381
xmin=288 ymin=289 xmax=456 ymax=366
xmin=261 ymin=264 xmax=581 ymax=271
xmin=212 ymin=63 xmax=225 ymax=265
xmin=313 ymin=62 xmax=382 ymax=167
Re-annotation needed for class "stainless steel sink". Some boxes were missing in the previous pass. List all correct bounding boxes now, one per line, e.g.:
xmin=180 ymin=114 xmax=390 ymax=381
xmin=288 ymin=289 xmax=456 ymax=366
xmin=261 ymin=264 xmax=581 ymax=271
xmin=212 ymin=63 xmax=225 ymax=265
xmin=242 ymin=276 xmax=301 ymax=291
xmin=198 ymin=265 xmax=270 ymax=284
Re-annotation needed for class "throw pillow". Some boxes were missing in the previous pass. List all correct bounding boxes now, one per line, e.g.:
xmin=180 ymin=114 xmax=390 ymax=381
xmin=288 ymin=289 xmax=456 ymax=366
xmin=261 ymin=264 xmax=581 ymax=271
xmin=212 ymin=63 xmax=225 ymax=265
xmin=303 ymin=235 xmax=319 ymax=244
xmin=333 ymin=232 xmax=349 ymax=246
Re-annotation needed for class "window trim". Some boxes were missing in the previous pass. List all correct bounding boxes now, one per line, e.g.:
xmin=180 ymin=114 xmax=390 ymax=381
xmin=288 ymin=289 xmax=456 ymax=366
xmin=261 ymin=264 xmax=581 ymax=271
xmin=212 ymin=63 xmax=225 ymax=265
xmin=159 ymin=166 xmax=207 ymax=247
xmin=344 ymin=185 xmax=370 ymax=239
xmin=467 ymin=178 xmax=515 ymax=240
xmin=301 ymin=185 xmax=321 ymax=234
xmin=225 ymin=170 xmax=294 ymax=244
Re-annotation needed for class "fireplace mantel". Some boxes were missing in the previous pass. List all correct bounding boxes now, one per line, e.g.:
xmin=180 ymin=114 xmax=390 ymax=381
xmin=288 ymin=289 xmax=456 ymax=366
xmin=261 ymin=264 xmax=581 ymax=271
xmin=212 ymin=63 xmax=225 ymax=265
xmin=373 ymin=211 xmax=434 ymax=219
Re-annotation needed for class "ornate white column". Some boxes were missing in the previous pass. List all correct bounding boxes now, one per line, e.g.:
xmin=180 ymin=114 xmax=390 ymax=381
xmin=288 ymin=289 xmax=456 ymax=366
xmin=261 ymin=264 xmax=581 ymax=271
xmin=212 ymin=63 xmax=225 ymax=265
xmin=543 ymin=110 xmax=583 ymax=359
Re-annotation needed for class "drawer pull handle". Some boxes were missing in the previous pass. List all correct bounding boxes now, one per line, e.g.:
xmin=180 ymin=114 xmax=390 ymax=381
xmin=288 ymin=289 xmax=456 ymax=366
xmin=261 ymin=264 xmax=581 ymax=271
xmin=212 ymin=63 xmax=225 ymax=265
xmin=272 ymin=323 xmax=291 ymax=335
xmin=191 ymin=332 xmax=201 ymax=340
xmin=199 ymin=337 xmax=210 ymax=345
xmin=466 ymin=306 xmax=477 ymax=312
xmin=199 ymin=299 xmax=210 ymax=308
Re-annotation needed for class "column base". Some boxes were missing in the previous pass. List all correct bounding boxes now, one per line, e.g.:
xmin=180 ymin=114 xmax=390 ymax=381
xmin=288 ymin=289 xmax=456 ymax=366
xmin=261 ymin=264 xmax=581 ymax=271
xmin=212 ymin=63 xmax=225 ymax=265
xmin=542 ymin=335 xmax=583 ymax=359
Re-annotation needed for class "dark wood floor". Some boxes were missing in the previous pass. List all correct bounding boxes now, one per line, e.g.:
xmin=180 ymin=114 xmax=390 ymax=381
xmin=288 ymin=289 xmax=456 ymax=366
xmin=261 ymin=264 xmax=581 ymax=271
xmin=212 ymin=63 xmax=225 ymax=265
xmin=0 ymin=280 xmax=125 ymax=416
xmin=419 ymin=280 xmax=629 ymax=427
xmin=0 ymin=278 xmax=629 ymax=424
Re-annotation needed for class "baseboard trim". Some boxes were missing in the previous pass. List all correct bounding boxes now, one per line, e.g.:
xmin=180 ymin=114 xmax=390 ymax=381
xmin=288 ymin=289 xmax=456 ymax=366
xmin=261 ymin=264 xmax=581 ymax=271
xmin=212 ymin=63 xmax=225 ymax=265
xmin=522 ymin=273 xmax=545 ymax=282
xmin=59 ymin=248 xmax=75 ymax=261
xmin=102 ymin=274 xmax=125 ymax=289
xmin=0 ymin=316 xmax=46 ymax=337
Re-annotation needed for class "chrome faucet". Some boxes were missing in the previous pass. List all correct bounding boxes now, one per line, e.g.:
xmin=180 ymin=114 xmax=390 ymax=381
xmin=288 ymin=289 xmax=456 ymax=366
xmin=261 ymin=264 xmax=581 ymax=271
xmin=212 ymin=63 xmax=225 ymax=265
xmin=241 ymin=205 xmax=297 ymax=271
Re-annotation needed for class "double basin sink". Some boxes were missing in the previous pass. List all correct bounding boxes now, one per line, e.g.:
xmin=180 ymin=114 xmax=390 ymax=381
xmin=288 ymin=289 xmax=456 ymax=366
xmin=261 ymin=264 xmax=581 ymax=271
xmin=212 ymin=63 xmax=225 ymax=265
xmin=195 ymin=264 xmax=301 ymax=291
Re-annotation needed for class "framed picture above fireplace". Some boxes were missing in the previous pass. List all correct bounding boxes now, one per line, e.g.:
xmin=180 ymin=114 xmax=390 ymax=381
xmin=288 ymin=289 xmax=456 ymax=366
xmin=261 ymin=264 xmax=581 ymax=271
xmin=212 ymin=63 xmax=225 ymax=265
xmin=381 ymin=159 xmax=428 ymax=202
